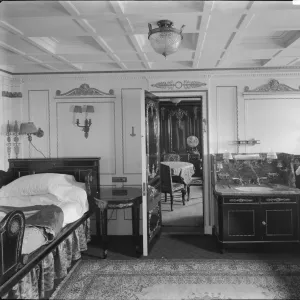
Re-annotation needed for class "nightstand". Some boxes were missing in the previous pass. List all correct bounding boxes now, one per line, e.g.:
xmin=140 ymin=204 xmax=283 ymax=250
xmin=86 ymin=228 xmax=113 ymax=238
xmin=94 ymin=186 xmax=142 ymax=258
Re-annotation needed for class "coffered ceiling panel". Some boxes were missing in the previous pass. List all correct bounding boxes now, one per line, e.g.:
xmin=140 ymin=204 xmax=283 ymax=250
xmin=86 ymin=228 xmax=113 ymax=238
xmin=0 ymin=0 xmax=300 ymax=74
xmin=122 ymin=1 xmax=204 ymax=14
xmin=71 ymin=1 xmax=114 ymax=15
xmin=62 ymin=53 xmax=115 ymax=62
xmin=0 ymin=1 xmax=70 ymax=18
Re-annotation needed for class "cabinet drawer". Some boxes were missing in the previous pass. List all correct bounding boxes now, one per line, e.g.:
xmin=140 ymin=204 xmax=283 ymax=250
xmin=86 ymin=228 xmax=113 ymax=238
xmin=223 ymin=197 xmax=258 ymax=204
xmin=261 ymin=197 xmax=296 ymax=203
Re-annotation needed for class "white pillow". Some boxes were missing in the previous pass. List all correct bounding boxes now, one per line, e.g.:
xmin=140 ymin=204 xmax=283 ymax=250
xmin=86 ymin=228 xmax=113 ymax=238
xmin=0 ymin=173 xmax=76 ymax=197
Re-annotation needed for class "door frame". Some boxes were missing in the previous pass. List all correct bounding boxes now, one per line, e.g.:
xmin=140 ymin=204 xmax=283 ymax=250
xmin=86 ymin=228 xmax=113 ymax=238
xmin=149 ymin=90 xmax=212 ymax=235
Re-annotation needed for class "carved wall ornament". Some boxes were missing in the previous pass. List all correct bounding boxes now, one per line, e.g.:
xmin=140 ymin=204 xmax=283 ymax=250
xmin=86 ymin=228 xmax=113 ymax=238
xmin=170 ymin=108 xmax=188 ymax=127
xmin=151 ymin=80 xmax=206 ymax=90
xmin=193 ymin=106 xmax=201 ymax=120
xmin=160 ymin=107 xmax=166 ymax=121
xmin=146 ymin=100 xmax=158 ymax=118
xmin=244 ymin=79 xmax=300 ymax=93
xmin=56 ymin=83 xmax=114 ymax=97
xmin=2 ymin=91 xmax=22 ymax=98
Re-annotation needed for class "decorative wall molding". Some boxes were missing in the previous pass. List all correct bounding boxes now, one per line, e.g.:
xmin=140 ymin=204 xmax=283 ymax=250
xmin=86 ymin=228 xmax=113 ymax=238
xmin=2 ymin=91 xmax=22 ymax=98
xmin=244 ymin=79 xmax=300 ymax=93
xmin=16 ymin=70 xmax=300 ymax=84
xmin=55 ymin=83 xmax=115 ymax=97
xmin=151 ymin=80 xmax=206 ymax=90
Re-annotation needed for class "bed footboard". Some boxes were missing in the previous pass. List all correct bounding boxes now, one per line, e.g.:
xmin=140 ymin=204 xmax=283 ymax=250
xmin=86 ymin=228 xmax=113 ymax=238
xmin=0 ymin=210 xmax=25 ymax=285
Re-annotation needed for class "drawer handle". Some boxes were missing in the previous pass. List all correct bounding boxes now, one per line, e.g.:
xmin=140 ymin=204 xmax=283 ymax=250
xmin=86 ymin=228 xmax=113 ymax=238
xmin=262 ymin=221 xmax=266 ymax=226
xmin=265 ymin=198 xmax=291 ymax=202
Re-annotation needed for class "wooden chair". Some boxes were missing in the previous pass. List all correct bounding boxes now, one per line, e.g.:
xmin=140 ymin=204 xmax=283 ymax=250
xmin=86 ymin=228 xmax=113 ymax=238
xmin=163 ymin=153 xmax=180 ymax=162
xmin=160 ymin=163 xmax=186 ymax=211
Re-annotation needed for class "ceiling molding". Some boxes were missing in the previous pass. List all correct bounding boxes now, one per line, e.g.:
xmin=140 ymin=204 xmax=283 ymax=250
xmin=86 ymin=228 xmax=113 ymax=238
xmin=0 ymin=1 xmax=300 ymax=73
xmin=263 ymin=31 xmax=300 ymax=67
xmin=109 ymin=1 xmax=150 ymax=69
xmin=218 ymin=1 xmax=256 ymax=68
xmin=16 ymin=70 xmax=300 ymax=84
xmin=0 ymin=20 xmax=82 ymax=72
xmin=57 ymin=1 xmax=127 ymax=70
xmin=192 ymin=1 xmax=214 ymax=68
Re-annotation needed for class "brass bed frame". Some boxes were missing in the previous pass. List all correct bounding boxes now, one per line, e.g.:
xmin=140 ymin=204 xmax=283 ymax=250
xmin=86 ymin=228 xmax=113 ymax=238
xmin=0 ymin=157 xmax=100 ymax=298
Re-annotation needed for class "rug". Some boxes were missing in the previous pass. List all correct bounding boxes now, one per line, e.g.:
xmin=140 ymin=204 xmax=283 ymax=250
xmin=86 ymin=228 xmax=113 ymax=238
xmin=50 ymin=259 xmax=300 ymax=300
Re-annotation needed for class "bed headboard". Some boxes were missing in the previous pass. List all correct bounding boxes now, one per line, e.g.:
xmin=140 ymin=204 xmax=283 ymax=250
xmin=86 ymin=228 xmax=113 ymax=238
xmin=1 ymin=157 xmax=101 ymax=210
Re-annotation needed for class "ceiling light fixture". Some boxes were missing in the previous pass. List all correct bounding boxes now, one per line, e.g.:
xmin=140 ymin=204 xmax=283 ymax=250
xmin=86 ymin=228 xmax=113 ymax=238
xmin=171 ymin=98 xmax=182 ymax=105
xmin=148 ymin=20 xmax=185 ymax=59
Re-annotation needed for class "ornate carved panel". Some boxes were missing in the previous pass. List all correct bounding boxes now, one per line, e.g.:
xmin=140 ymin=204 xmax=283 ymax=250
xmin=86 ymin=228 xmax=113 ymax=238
xmin=2 ymin=91 xmax=22 ymax=98
xmin=150 ymin=80 xmax=206 ymax=91
xmin=56 ymin=83 xmax=114 ymax=97
xmin=244 ymin=79 xmax=300 ymax=93
xmin=145 ymin=97 xmax=160 ymax=180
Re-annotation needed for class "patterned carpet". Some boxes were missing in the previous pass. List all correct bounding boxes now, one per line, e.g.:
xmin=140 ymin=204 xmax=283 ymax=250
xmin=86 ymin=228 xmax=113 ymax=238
xmin=51 ymin=259 xmax=300 ymax=300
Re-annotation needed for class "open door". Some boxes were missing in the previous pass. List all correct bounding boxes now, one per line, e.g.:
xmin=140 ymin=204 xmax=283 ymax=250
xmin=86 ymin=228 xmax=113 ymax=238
xmin=141 ymin=91 xmax=162 ymax=256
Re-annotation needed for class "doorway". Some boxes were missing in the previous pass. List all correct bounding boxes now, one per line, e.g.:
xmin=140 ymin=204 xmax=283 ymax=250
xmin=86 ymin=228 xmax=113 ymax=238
xmin=157 ymin=96 xmax=204 ymax=234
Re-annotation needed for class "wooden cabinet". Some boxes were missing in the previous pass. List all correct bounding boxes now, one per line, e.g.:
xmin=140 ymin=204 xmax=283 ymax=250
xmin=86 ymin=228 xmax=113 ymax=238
xmin=180 ymin=153 xmax=202 ymax=177
xmin=260 ymin=197 xmax=298 ymax=241
xmin=214 ymin=193 xmax=299 ymax=253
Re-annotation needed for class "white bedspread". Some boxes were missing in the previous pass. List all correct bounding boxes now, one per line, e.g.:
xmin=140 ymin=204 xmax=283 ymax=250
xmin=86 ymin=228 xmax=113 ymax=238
xmin=0 ymin=176 xmax=89 ymax=254
xmin=0 ymin=189 xmax=89 ymax=227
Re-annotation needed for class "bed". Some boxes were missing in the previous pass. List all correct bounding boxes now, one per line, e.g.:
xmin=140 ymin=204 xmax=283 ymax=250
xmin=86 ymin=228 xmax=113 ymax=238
xmin=0 ymin=157 xmax=100 ymax=299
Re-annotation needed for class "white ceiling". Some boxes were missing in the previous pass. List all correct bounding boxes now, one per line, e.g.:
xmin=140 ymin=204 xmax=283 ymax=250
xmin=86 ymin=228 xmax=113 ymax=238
xmin=0 ymin=1 xmax=300 ymax=74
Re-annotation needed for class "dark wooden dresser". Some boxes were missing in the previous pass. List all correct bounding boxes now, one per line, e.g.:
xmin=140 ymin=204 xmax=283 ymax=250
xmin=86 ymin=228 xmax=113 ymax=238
xmin=214 ymin=184 xmax=300 ymax=253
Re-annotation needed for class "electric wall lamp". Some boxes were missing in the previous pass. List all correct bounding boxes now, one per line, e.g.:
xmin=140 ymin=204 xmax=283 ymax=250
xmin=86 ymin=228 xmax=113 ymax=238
xmin=73 ymin=105 xmax=94 ymax=139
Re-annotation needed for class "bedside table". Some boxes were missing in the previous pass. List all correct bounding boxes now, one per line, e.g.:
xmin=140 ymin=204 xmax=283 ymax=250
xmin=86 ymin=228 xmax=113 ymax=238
xmin=94 ymin=186 xmax=142 ymax=258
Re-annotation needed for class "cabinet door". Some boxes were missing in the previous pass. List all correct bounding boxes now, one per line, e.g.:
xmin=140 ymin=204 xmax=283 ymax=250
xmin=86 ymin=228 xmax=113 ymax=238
xmin=261 ymin=198 xmax=298 ymax=241
xmin=222 ymin=197 xmax=261 ymax=241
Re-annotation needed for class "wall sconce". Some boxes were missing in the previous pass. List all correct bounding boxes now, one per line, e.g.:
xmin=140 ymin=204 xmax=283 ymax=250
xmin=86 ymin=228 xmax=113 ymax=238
xmin=6 ymin=120 xmax=20 ymax=158
xmin=74 ymin=105 xmax=94 ymax=139
xmin=20 ymin=122 xmax=45 ymax=158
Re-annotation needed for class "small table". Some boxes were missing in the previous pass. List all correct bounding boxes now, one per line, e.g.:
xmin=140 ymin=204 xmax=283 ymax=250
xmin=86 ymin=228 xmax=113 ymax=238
xmin=94 ymin=186 xmax=142 ymax=259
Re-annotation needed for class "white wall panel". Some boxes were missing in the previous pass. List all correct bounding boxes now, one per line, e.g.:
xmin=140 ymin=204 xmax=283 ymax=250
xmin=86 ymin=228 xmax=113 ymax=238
xmin=245 ymin=98 xmax=300 ymax=154
xmin=28 ymin=90 xmax=50 ymax=158
xmin=122 ymin=89 xmax=143 ymax=174
xmin=56 ymin=101 xmax=116 ymax=174
xmin=216 ymin=86 xmax=237 ymax=153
